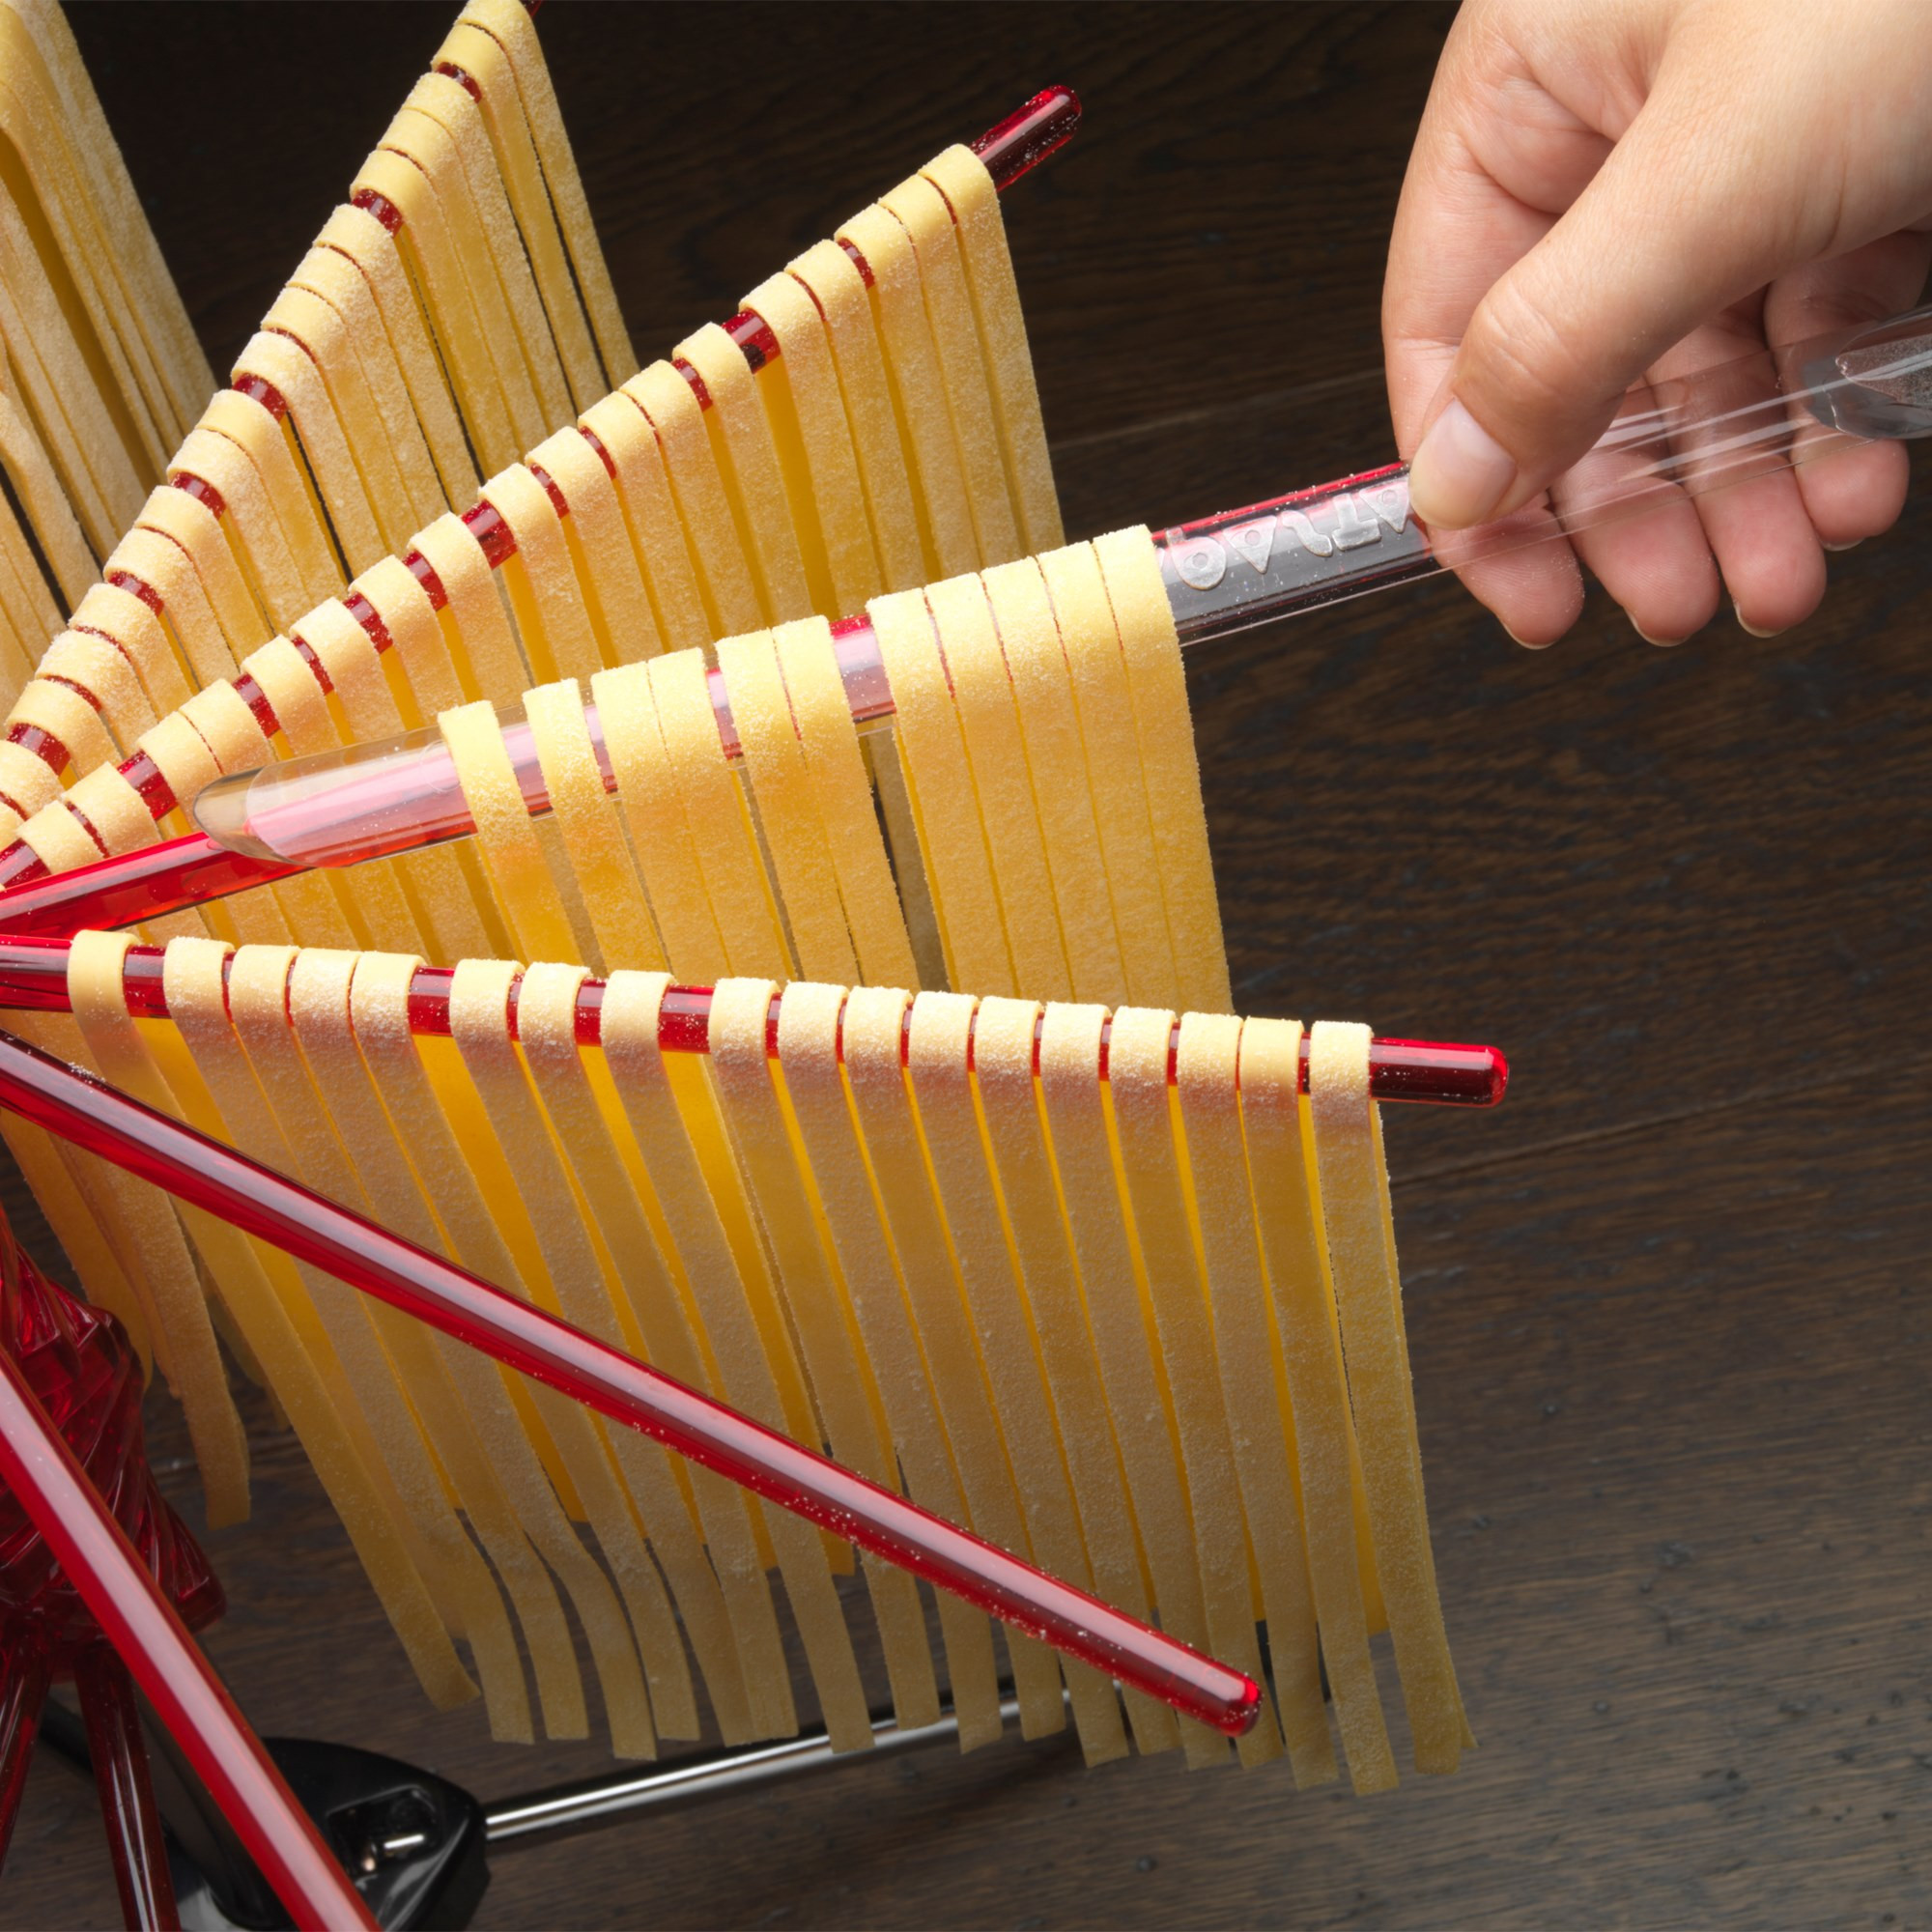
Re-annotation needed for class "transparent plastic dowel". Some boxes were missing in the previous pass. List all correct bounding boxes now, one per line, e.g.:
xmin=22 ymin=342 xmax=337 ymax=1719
xmin=194 ymin=301 xmax=1932 ymax=871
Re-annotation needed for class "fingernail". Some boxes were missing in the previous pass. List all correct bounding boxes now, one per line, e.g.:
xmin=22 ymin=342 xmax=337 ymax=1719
xmin=1409 ymin=398 xmax=1517 ymax=530
xmin=1822 ymin=538 xmax=1862 ymax=553
xmin=1500 ymin=622 xmax=1547 ymax=650
xmin=1631 ymin=616 xmax=1684 ymax=647
xmin=1734 ymin=602 xmax=1784 ymax=639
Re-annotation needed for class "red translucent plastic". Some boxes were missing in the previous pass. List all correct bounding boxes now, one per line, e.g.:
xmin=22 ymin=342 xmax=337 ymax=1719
xmin=0 ymin=1022 xmax=1261 ymax=1742
xmin=0 ymin=1306 xmax=373 ymax=1928
xmin=75 ymin=1643 xmax=179 ymax=1931
xmin=0 ymin=88 xmax=1075 ymax=812
xmin=0 ymin=937 xmax=1506 ymax=1105
xmin=0 ymin=1642 xmax=43 ymax=1871
xmin=0 ymin=838 xmax=301 ymax=940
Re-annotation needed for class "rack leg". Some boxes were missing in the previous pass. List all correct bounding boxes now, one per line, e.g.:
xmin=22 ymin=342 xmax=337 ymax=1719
xmin=0 ymin=1639 xmax=47 ymax=1874
xmin=75 ymin=1642 xmax=180 ymax=1932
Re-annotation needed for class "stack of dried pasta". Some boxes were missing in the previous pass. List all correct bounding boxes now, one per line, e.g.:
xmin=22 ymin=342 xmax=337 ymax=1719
xmin=0 ymin=0 xmax=214 ymax=696
xmin=0 ymin=123 xmax=1055 ymax=861
xmin=65 ymin=927 xmax=1469 ymax=1788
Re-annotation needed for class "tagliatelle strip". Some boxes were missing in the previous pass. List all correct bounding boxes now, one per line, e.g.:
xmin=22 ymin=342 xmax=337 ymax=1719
xmin=0 ymin=384 xmax=93 ymax=609
xmin=72 ymin=581 xmax=192 ymax=725
xmin=236 ymin=638 xmax=362 ymax=952
xmin=63 ymin=938 xmax=245 ymax=1531
xmin=303 ymin=965 xmax=572 ymax=1747
xmin=717 ymin=629 xmax=856 ymax=983
xmin=458 ymin=0 xmax=634 ymax=384
xmin=743 ymin=272 xmax=879 ymax=613
xmin=1308 ymin=1022 xmax=1469 ymax=1776
xmin=530 ymin=427 xmax=657 ymax=664
xmin=316 ymin=202 xmax=479 ymax=507
xmin=786 ymin=240 xmax=923 ymax=594
xmin=1237 ymin=1018 xmax=1396 ymax=1793
xmin=437 ymin=19 xmax=601 ymax=410
xmin=484 ymin=462 xmax=602 ymax=684
xmin=353 ymin=148 xmax=517 ymax=479
xmin=300 ymin=598 xmax=492 ymax=963
xmin=774 ymin=617 xmax=919 ymax=987
xmin=384 ymin=104 xmax=546 ymax=461
xmin=879 ymin=175 xmax=1019 ymax=569
xmin=843 ymin=986 xmax=1065 ymax=1740
xmin=1107 ymin=1007 xmax=1279 ymax=1769
xmin=590 ymin=661 xmax=725 ymax=977
xmin=283 ymin=948 xmax=536 ymax=1744
xmin=257 ymin=287 xmax=412 ymax=561
xmin=579 ymin=392 xmax=706 ymax=654
xmin=170 ymin=427 xmax=310 ymax=636
xmin=412 ymin=510 xmax=532 ymax=705
xmin=1094 ymin=527 xmax=1231 ymax=1014
xmin=353 ymin=554 xmax=454 ymax=713
xmin=105 ymin=526 xmax=239 ymax=691
xmin=730 ymin=981 xmax=943 ymax=1731
xmin=1036 ymin=541 xmax=1179 ymax=1008
xmin=147 ymin=936 xmax=484 ymax=1709
xmin=869 ymin=587 xmax=1010 ymax=993
xmin=440 ymin=697 xmax=577 ymax=963
xmin=979 ymin=557 xmax=1124 ymax=1000
xmin=38 ymin=630 xmax=149 ymax=756
xmin=524 ymin=678 xmax=659 ymax=972
xmin=288 ymin=244 xmax=444 ymax=529
xmin=970 ymin=997 xmax=1178 ymax=1756
xmin=925 ymin=571 xmax=1067 ymax=1000
xmin=346 ymin=952 xmax=662 ymax=1754
xmin=198 ymin=385 xmax=344 ymax=606
xmin=411 ymin=71 xmax=568 ymax=437
xmin=13 ymin=679 xmax=112 ymax=780
xmin=449 ymin=962 xmax=715 ymax=1742
xmin=838 ymin=204 xmax=976 ymax=582
xmin=222 ymin=943 xmax=519 ymax=1662
xmin=919 ymin=146 xmax=1062 ymax=555
xmin=1035 ymin=1002 xmax=1224 ymax=1768
xmin=623 ymin=362 xmax=760 ymax=640
xmin=1174 ymin=1013 xmax=1334 ymax=1785
xmin=134 ymin=486 xmax=267 ymax=660
xmin=648 ymin=649 xmax=789 ymax=976
xmin=675 ymin=325 xmax=810 ymax=626
xmin=514 ymin=965 xmax=778 ymax=1744
xmin=905 ymin=992 xmax=1126 ymax=1765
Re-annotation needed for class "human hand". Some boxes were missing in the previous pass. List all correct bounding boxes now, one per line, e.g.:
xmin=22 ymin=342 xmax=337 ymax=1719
xmin=1383 ymin=0 xmax=1932 ymax=646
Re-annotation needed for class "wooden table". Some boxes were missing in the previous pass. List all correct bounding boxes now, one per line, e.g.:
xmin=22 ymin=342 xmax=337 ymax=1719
xmin=6 ymin=5 xmax=1929 ymax=1925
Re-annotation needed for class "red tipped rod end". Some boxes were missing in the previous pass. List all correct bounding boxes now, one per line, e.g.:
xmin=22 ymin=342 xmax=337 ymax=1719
xmin=972 ymin=85 xmax=1081 ymax=189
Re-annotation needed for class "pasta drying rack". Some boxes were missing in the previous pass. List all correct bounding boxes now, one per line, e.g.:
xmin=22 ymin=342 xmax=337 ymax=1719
xmin=0 ymin=72 xmax=1570 ymax=1932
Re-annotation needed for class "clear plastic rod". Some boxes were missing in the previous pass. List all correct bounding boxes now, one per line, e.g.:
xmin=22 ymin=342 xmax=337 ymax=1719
xmin=185 ymin=301 xmax=1932 ymax=869
xmin=2 ymin=301 xmax=1923 ymax=933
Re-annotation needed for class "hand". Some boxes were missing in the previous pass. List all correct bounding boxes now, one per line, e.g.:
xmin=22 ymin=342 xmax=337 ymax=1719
xmin=1383 ymin=0 xmax=1932 ymax=646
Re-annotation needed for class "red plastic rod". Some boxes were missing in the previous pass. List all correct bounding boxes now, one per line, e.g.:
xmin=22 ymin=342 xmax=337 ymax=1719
xmin=0 ymin=1335 xmax=377 ymax=1930
xmin=0 ymin=936 xmax=1507 ymax=1106
xmin=74 ymin=1644 xmax=180 ymax=1932
xmin=0 ymin=87 xmax=1078 ymax=821
xmin=0 ymin=1023 xmax=1263 ymax=1741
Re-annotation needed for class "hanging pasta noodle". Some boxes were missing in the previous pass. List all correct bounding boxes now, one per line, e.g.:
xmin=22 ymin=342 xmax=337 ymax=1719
xmin=576 ymin=390 xmax=707 ymax=654
xmin=785 ymin=240 xmax=924 ymax=595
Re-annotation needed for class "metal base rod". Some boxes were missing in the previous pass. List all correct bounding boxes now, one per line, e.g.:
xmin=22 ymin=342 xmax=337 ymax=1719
xmin=485 ymin=1695 xmax=1036 ymax=1846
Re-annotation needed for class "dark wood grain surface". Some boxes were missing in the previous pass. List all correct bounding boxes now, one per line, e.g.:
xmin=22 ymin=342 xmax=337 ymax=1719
xmin=6 ymin=5 xmax=1929 ymax=1926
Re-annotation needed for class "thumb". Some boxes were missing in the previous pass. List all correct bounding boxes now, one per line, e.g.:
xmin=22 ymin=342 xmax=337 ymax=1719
xmin=1406 ymin=85 xmax=1806 ymax=530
